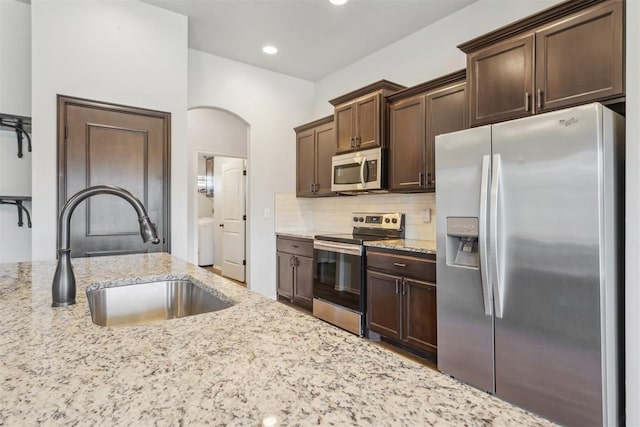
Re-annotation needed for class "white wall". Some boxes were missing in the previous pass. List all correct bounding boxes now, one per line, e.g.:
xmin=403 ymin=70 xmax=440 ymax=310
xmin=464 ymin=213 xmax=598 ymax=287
xmin=0 ymin=0 xmax=30 ymax=117
xmin=313 ymin=0 xmax=562 ymax=117
xmin=0 ymin=0 xmax=32 ymax=264
xmin=30 ymin=0 xmax=189 ymax=261
xmin=626 ymin=1 xmax=640 ymax=425
xmin=189 ymin=108 xmax=248 ymax=158
xmin=189 ymin=49 xmax=315 ymax=298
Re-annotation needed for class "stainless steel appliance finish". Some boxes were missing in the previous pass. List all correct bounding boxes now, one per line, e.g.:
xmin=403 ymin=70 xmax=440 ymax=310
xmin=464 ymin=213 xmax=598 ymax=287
xmin=331 ymin=147 xmax=386 ymax=192
xmin=313 ymin=213 xmax=404 ymax=336
xmin=435 ymin=103 xmax=624 ymax=426
xmin=87 ymin=279 xmax=231 ymax=327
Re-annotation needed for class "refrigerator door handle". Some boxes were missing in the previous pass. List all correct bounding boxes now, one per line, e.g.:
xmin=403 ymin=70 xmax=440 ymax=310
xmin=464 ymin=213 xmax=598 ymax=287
xmin=479 ymin=154 xmax=492 ymax=316
xmin=490 ymin=153 xmax=504 ymax=318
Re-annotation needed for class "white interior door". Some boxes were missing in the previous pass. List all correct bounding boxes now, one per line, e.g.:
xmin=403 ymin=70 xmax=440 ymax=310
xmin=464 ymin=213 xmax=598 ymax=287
xmin=222 ymin=159 xmax=246 ymax=282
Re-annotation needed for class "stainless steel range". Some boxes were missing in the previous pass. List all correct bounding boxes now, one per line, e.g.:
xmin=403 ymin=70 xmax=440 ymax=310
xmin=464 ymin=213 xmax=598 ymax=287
xmin=313 ymin=212 xmax=405 ymax=336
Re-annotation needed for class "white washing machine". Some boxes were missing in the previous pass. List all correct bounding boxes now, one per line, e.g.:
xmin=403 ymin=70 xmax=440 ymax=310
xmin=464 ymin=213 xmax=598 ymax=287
xmin=198 ymin=217 xmax=215 ymax=266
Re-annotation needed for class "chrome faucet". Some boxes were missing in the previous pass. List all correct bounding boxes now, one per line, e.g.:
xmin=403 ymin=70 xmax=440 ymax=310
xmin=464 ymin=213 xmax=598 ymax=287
xmin=52 ymin=185 xmax=160 ymax=307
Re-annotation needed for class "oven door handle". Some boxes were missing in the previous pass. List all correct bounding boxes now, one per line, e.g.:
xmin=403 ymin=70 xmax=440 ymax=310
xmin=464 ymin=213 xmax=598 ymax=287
xmin=313 ymin=240 xmax=363 ymax=256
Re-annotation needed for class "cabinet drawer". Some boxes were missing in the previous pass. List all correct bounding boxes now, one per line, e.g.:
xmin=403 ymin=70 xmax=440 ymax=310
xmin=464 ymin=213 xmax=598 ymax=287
xmin=367 ymin=251 xmax=435 ymax=283
xmin=276 ymin=237 xmax=314 ymax=258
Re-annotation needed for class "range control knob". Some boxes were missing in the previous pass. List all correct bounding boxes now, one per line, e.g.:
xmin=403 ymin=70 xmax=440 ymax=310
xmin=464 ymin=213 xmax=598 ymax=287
xmin=392 ymin=218 xmax=398 ymax=224
xmin=359 ymin=217 xmax=365 ymax=222
xmin=353 ymin=216 xmax=359 ymax=222
xmin=384 ymin=218 xmax=390 ymax=224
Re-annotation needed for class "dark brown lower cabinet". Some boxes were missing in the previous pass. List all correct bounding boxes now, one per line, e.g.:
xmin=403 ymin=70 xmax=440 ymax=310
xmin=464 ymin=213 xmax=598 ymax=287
xmin=367 ymin=249 xmax=437 ymax=357
xmin=276 ymin=236 xmax=314 ymax=311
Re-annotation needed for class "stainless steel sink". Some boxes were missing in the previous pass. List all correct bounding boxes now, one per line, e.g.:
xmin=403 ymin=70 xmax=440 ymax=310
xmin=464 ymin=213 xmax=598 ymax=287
xmin=86 ymin=279 xmax=232 ymax=327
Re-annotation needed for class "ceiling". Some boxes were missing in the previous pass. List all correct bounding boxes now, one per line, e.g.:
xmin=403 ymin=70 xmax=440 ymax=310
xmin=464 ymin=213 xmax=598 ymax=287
xmin=140 ymin=0 xmax=477 ymax=82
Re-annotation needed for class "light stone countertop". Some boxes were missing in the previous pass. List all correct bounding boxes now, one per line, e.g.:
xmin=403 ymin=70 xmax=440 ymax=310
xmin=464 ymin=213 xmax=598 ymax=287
xmin=0 ymin=253 xmax=554 ymax=426
xmin=365 ymin=239 xmax=437 ymax=255
xmin=275 ymin=230 xmax=318 ymax=240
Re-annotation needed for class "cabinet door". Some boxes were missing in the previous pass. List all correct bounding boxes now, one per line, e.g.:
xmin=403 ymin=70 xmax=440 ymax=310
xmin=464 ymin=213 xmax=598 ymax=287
xmin=315 ymin=121 xmax=335 ymax=196
xmin=355 ymin=94 xmax=380 ymax=150
xmin=366 ymin=270 xmax=401 ymax=340
xmin=296 ymin=129 xmax=316 ymax=197
xmin=276 ymin=251 xmax=294 ymax=300
xmin=293 ymin=256 xmax=314 ymax=310
xmin=389 ymin=95 xmax=426 ymax=192
xmin=402 ymin=278 xmax=437 ymax=355
xmin=426 ymin=82 xmax=467 ymax=190
xmin=468 ymin=33 xmax=534 ymax=126
xmin=335 ymin=103 xmax=355 ymax=154
xmin=535 ymin=0 xmax=623 ymax=112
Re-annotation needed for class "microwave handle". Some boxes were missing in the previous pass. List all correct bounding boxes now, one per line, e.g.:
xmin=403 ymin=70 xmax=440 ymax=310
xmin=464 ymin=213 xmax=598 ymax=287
xmin=359 ymin=157 xmax=367 ymax=185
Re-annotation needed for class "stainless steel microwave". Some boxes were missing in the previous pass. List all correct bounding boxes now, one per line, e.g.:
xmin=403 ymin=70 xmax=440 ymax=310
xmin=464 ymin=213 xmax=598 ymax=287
xmin=331 ymin=147 xmax=386 ymax=192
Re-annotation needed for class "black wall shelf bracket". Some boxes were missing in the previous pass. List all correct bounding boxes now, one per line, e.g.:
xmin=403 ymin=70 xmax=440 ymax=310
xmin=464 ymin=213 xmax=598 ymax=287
xmin=0 ymin=196 xmax=32 ymax=228
xmin=0 ymin=114 xmax=32 ymax=158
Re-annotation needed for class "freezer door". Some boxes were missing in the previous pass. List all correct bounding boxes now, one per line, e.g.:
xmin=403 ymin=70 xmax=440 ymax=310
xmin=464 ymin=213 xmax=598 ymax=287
xmin=491 ymin=104 xmax=612 ymax=426
xmin=435 ymin=126 xmax=494 ymax=393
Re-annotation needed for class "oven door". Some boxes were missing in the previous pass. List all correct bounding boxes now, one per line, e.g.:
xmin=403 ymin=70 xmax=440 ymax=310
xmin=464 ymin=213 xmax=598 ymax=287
xmin=313 ymin=240 xmax=364 ymax=313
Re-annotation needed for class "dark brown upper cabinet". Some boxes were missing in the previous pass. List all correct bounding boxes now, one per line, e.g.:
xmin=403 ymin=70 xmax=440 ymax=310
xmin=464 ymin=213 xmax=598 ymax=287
xmin=387 ymin=70 xmax=467 ymax=193
xmin=294 ymin=116 xmax=336 ymax=197
xmin=329 ymin=80 xmax=406 ymax=154
xmin=460 ymin=0 xmax=624 ymax=127
xmin=467 ymin=34 xmax=534 ymax=126
xmin=535 ymin=0 xmax=624 ymax=112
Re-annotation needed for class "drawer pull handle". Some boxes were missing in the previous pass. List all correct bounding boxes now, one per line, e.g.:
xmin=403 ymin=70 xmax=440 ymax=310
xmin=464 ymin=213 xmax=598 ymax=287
xmin=393 ymin=262 xmax=407 ymax=267
xmin=292 ymin=245 xmax=299 ymax=248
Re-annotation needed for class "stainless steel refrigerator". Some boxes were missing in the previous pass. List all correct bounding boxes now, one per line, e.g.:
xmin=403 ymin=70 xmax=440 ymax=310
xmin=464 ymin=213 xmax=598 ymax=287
xmin=435 ymin=103 xmax=624 ymax=426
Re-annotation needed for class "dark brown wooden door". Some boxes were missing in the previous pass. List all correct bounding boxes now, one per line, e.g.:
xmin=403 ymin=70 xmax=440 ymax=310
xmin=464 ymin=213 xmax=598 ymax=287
xmin=389 ymin=95 xmax=425 ymax=191
xmin=468 ymin=33 xmax=534 ymax=126
xmin=355 ymin=94 xmax=380 ymax=150
xmin=535 ymin=0 xmax=623 ymax=113
xmin=367 ymin=270 xmax=401 ymax=340
xmin=426 ymin=82 xmax=467 ymax=190
xmin=293 ymin=255 xmax=313 ymax=310
xmin=277 ymin=251 xmax=294 ymax=300
xmin=402 ymin=278 xmax=437 ymax=355
xmin=335 ymin=103 xmax=354 ymax=154
xmin=58 ymin=96 xmax=169 ymax=258
xmin=296 ymin=129 xmax=315 ymax=197
xmin=315 ymin=121 xmax=335 ymax=196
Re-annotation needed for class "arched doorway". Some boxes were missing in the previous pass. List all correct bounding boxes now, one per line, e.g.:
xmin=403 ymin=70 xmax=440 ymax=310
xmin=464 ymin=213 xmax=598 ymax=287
xmin=188 ymin=107 xmax=249 ymax=283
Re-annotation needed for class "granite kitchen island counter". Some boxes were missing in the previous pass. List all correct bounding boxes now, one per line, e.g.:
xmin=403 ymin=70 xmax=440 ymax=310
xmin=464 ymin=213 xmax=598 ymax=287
xmin=0 ymin=253 xmax=553 ymax=426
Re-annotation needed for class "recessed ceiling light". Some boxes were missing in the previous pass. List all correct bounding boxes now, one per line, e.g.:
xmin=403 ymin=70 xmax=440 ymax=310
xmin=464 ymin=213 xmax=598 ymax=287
xmin=262 ymin=45 xmax=278 ymax=55
xmin=329 ymin=0 xmax=348 ymax=5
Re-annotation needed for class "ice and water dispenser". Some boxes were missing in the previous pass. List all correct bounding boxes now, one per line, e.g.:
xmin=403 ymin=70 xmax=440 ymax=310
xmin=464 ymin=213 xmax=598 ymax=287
xmin=446 ymin=217 xmax=480 ymax=268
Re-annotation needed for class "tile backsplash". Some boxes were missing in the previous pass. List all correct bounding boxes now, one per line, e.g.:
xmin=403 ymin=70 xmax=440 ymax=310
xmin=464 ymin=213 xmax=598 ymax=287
xmin=275 ymin=192 xmax=436 ymax=241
